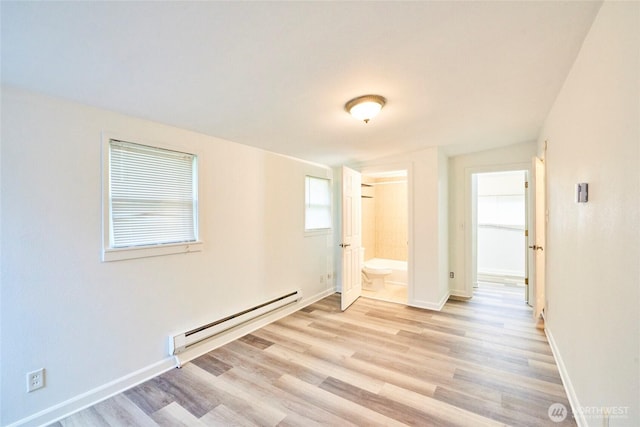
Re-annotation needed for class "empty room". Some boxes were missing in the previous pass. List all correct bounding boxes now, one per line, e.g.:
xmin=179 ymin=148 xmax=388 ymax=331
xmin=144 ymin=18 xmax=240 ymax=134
xmin=1 ymin=1 xmax=638 ymax=426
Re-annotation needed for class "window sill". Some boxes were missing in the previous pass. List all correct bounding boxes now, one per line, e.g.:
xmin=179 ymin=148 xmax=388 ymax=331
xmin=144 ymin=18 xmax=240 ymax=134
xmin=102 ymin=241 xmax=203 ymax=262
xmin=304 ymin=228 xmax=332 ymax=238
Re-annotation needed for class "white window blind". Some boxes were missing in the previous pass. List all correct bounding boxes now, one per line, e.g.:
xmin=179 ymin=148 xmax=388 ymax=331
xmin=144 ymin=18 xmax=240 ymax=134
xmin=305 ymin=176 xmax=331 ymax=231
xmin=108 ymin=139 xmax=198 ymax=248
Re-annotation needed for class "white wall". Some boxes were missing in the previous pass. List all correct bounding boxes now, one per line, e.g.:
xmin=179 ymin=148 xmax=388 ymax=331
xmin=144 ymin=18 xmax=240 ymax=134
xmin=448 ymin=142 xmax=536 ymax=296
xmin=537 ymin=1 xmax=639 ymax=425
xmin=355 ymin=147 xmax=449 ymax=310
xmin=0 ymin=87 xmax=334 ymax=426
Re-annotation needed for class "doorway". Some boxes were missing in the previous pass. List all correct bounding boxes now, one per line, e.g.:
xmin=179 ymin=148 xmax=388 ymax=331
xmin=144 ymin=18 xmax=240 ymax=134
xmin=473 ymin=170 xmax=527 ymax=301
xmin=360 ymin=170 xmax=409 ymax=304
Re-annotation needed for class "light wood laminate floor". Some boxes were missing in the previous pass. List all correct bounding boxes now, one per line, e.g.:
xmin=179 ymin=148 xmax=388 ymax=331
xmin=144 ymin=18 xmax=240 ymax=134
xmin=52 ymin=287 xmax=575 ymax=426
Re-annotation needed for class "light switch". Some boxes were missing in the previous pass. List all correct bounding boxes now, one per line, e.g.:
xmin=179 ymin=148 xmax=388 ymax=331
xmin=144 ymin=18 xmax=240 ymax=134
xmin=576 ymin=183 xmax=588 ymax=203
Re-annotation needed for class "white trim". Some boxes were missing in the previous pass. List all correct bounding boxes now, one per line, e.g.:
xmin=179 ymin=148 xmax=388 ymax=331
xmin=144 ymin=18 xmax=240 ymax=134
xmin=7 ymin=358 xmax=177 ymax=427
xmin=7 ymin=288 xmax=335 ymax=427
xmin=409 ymin=291 xmax=450 ymax=311
xmin=103 ymin=241 xmax=203 ymax=262
xmin=477 ymin=268 xmax=524 ymax=278
xmin=385 ymin=281 xmax=407 ymax=287
xmin=545 ymin=326 xmax=586 ymax=427
xmin=449 ymin=289 xmax=472 ymax=298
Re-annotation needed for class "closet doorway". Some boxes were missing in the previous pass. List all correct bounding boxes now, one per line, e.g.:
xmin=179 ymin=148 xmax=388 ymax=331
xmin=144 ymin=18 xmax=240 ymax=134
xmin=473 ymin=170 xmax=528 ymax=302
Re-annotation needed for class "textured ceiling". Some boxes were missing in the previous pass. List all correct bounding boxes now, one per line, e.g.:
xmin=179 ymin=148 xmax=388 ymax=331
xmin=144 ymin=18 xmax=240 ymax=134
xmin=1 ymin=1 xmax=601 ymax=165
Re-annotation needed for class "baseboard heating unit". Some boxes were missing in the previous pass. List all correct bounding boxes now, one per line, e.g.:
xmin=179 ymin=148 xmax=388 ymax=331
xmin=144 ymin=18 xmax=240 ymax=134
xmin=169 ymin=290 xmax=302 ymax=356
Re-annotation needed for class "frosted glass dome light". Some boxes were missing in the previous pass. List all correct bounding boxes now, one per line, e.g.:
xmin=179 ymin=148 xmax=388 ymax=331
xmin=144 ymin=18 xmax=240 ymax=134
xmin=345 ymin=95 xmax=386 ymax=123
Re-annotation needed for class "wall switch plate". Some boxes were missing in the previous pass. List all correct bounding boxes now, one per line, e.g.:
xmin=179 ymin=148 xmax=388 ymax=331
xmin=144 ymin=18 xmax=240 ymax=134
xmin=27 ymin=368 xmax=45 ymax=392
xmin=576 ymin=183 xmax=588 ymax=203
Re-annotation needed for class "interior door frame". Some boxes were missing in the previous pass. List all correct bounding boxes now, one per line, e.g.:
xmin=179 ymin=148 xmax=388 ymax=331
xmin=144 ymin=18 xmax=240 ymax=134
xmin=533 ymin=157 xmax=546 ymax=319
xmin=358 ymin=162 xmax=414 ymax=305
xmin=464 ymin=162 xmax=532 ymax=299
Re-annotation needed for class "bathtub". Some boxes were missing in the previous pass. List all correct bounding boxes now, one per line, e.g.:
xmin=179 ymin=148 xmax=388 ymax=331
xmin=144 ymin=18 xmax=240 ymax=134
xmin=363 ymin=258 xmax=407 ymax=286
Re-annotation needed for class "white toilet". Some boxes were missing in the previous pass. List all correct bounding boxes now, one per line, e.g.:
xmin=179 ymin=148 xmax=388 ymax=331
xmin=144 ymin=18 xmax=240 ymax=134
xmin=360 ymin=249 xmax=392 ymax=291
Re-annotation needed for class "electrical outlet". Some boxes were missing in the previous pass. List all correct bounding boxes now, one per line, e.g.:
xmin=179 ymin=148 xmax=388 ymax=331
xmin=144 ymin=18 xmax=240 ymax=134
xmin=449 ymin=272 xmax=454 ymax=279
xmin=27 ymin=368 xmax=45 ymax=393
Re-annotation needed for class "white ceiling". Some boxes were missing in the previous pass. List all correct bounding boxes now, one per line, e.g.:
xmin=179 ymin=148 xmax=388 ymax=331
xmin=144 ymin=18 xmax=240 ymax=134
xmin=1 ymin=1 xmax=601 ymax=166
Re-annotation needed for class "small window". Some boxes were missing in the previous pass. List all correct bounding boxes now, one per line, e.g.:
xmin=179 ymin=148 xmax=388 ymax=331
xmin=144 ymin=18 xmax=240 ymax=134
xmin=305 ymin=176 xmax=331 ymax=231
xmin=103 ymin=138 xmax=202 ymax=261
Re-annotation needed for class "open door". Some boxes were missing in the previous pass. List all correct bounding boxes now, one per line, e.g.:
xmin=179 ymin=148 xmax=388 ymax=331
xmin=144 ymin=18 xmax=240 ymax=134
xmin=531 ymin=157 xmax=546 ymax=320
xmin=340 ymin=166 xmax=362 ymax=311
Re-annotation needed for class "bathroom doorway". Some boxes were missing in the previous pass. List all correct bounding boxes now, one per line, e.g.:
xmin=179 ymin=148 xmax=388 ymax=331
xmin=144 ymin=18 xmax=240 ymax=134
xmin=473 ymin=170 xmax=527 ymax=302
xmin=360 ymin=170 xmax=409 ymax=304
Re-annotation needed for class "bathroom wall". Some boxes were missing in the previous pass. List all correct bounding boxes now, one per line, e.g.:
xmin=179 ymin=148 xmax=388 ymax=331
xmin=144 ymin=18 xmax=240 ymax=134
xmin=360 ymin=176 xmax=408 ymax=262
xmin=361 ymin=177 xmax=376 ymax=261
xmin=374 ymin=178 xmax=408 ymax=261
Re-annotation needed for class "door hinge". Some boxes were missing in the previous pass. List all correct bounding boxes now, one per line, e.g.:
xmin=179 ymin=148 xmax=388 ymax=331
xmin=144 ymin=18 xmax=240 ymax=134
xmin=525 ymin=181 xmax=529 ymax=189
xmin=524 ymin=229 xmax=528 ymax=237
xmin=525 ymin=278 xmax=529 ymax=285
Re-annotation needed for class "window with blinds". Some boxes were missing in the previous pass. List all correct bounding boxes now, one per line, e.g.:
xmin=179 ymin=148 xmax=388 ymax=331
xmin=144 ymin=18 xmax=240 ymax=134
xmin=305 ymin=176 xmax=332 ymax=231
xmin=103 ymin=138 xmax=201 ymax=261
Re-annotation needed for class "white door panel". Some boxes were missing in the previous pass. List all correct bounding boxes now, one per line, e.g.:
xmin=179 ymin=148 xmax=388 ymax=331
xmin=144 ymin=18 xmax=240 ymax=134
xmin=341 ymin=166 xmax=362 ymax=311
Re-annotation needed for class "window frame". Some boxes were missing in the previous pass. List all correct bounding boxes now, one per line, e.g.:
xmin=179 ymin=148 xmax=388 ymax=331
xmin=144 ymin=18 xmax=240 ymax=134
xmin=101 ymin=133 xmax=203 ymax=262
xmin=304 ymin=175 xmax=332 ymax=235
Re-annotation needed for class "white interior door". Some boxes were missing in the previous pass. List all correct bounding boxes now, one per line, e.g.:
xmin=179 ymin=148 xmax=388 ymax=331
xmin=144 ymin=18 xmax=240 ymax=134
xmin=340 ymin=166 xmax=362 ymax=311
xmin=532 ymin=157 xmax=546 ymax=319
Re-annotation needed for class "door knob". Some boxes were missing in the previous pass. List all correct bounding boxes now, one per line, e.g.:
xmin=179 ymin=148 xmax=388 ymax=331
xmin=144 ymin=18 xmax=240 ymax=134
xmin=528 ymin=245 xmax=544 ymax=251
xmin=339 ymin=243 xmax=351 ymax=248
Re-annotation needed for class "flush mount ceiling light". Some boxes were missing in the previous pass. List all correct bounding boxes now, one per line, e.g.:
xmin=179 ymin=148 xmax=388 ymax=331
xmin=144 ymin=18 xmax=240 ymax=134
xmin=345 ymin=94 xmax=386 ymax=123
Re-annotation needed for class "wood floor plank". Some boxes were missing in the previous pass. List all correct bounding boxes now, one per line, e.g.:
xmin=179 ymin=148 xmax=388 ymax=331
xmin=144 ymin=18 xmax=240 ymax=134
xmin=275 ymin=374 xmax=406 ymax=427
xmin=185 ymin=363 xmax=288 ymax=426
xmin=87 ymin=394 xmax=157 ymax=427
xmin=51 ymin=286 xmax=577 ymax=426
xmin=219 ymin=365 xmax=358 ymax=426
xmin=379 ymin=382 xmax=505 ymax=427
xmin=200 ymin=404 xmax=260 ymax=427
xmin=150 ymin=401 xmax=206 ymax=427
xmin=265 ymin=343 xmax=385 ymax=394
xmin=150 ymin=365 xmax=222 ymax=418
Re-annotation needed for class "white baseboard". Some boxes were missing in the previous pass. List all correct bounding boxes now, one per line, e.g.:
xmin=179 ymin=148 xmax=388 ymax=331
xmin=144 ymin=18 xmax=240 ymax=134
xmin=545 ymin=326 xmax=586 ymax=427
xmin=7 ymin=358 xmax=177 ymax=427
xmin=409 ymin=291 xmax=450 ymax=311
xmin=8 ymin=288 xmax=335 ymax=427
xmin=477 ymin=271 xmax=524 ymax=285
xmin=386 ymin=280 xmax=407 ymax=287
xmin=449 ymin=289 xmax=472 ymax=298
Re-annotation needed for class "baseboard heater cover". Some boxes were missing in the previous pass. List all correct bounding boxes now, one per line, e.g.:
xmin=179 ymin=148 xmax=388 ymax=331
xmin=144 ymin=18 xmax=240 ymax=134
xmin=169 ymin=290 xmax=302 ymax=355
